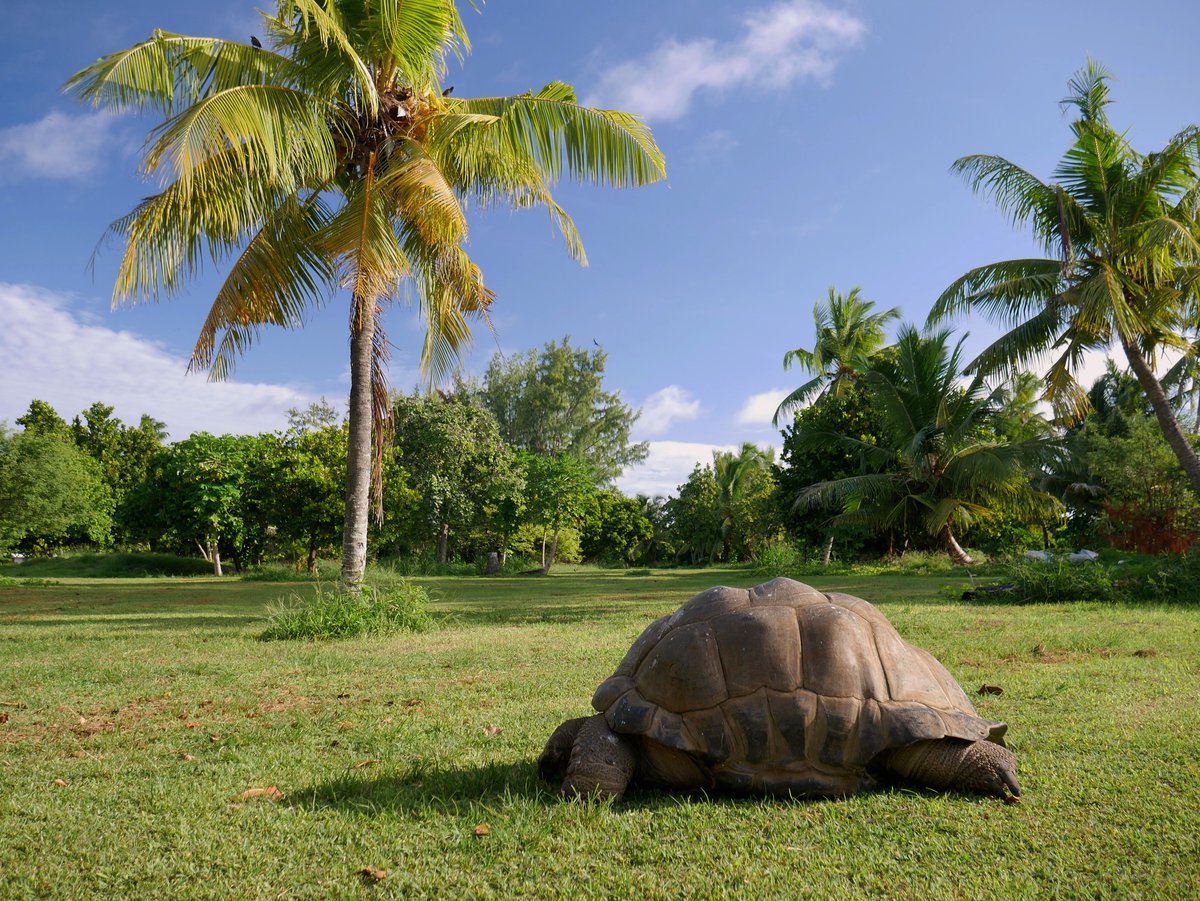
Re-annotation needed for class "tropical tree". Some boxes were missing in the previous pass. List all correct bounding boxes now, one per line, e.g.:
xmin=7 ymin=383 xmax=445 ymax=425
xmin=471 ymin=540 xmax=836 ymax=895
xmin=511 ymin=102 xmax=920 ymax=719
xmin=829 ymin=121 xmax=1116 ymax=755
xmin=775 ymin=382 xmax=887 ymax=562
xmin=0 ymin=430 xmax=113 ymax=553
xmin=521 ymin=452 xmax=595 ymax=573
xmin=929 ymin=61 xmax=1200 ymax=494
xmin=392 ymin=391 xmax=522 ymax=564
xmin=795 ymin=326 xmax=1059 ymax=564
xmin=712 ymin=442 xmax=776 ymax=561
xmin=774 ymin=287 xmax=900 ymax=425
xmin=478 ymin=337 xmax=648 ymax=482
xmin=66 ymin=1 xmax=665 ymax=587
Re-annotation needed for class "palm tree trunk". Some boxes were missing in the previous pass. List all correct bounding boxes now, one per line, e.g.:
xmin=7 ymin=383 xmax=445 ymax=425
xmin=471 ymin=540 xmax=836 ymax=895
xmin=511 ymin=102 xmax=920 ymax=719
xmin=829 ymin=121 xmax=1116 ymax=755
xmin=341 ymin=293 xmax=374 ymax=589
xmin=941 ymin=524 xmax=974 ymax=565
xmin=1122 ymin=339 xmax=1200 ymax=495
xmin=821 ymin=533 xmax=834 ymax=565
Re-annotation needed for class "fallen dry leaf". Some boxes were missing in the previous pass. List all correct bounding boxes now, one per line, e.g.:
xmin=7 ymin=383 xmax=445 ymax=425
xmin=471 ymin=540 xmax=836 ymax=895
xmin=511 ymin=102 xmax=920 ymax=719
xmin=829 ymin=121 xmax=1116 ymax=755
xmin=403 ymin=698 xmax=422 ymax=708
xmin=483 ymin=724 xmax=503 ymax=736
xmin=52 ymin=778 xmax=66 ymax=786
xmin=70 ymin=750 xmax=86 ymax=759
xmin=337 ymin=720 xmax=354 ymax=731
xmin=473 ymin=822 xmax=490 ymax=837
xmin=0 ymin=712 xmax=9 ymax=724
xmin=358 ymin=867 xmax=388 ymax=883
xmin=185 ymin=722 xmax=201 ymax=729
xmin=180 ymin=753 xmax=195 ymax=761
xmin=232 ymin=786 xmax=284 ymax=802
xmin=209 ymin=734 xmax=221 ymax=743
xmin=977 ymin=684 xmax=1004 ymax=696
xmin=77 ymin=716 xmax=86 ymax=725
xmin=351 ymin=759 xmax=380 ymax=769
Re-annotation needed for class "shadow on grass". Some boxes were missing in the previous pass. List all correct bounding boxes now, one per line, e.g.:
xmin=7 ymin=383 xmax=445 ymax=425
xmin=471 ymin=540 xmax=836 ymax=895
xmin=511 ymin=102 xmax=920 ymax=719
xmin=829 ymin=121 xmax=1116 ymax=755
xmin=294 ymin=758 xmax=857 ymax=816
xmin=0 ymin=613 xmax=262 ymax=631
xmin=294 ymin=759 xmax=549 ymax=813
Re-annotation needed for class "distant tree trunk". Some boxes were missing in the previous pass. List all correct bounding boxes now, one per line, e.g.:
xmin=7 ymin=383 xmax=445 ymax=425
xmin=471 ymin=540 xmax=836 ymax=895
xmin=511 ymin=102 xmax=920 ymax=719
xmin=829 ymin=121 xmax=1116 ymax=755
xmin=543 ymin=524 xmax=561 ymax=574
xmin=436 ymin=522 xmax=450 ymax=564
xmin=306 ymin=539 xmax=318 ymax=576
xmin=821 ymin=533 xmax=834 ymax=565
xmin=341 ymin=292 xmax=375 ymax=590
xmin=1122 ymin=338 xmax=1200 ymax=495
xmin=942 ymin=524 xmax=974 ymax=565
xmin=207 ymin=538 xmax=223 ymax=576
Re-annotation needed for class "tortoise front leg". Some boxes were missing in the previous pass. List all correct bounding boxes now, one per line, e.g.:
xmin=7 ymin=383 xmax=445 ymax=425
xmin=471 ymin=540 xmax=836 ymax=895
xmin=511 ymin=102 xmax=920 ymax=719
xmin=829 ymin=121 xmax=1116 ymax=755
xmin=559 ymin=714 xmax=637 ymax=802
xmin=887 ymin=738 xmax=1021 ymax=801
xmin=538 ymin=716 xmax=590 ymax=783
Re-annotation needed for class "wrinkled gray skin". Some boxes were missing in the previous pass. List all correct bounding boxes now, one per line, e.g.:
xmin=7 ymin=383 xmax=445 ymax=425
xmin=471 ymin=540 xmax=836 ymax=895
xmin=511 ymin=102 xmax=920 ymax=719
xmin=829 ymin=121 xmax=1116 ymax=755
xmin=539 ymin=714 xmax=1020 ymax=803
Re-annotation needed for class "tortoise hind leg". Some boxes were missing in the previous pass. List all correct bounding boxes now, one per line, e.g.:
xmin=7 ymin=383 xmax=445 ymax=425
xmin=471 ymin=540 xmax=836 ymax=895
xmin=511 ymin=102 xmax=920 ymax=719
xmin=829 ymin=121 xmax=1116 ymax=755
xmin=559 ymin=714 xmax=637 ymax=801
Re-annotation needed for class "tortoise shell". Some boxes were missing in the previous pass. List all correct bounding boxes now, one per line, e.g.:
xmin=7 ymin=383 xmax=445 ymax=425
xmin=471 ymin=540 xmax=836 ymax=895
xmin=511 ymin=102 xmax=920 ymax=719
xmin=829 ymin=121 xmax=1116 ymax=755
xmin=591 ymin=577 xmax=1005 ymax=796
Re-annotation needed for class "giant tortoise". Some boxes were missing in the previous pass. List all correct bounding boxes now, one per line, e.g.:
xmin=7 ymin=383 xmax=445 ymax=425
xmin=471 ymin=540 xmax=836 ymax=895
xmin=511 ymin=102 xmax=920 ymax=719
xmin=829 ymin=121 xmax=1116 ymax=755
xmin=539 ymin=578 xmax=1019 ymax=802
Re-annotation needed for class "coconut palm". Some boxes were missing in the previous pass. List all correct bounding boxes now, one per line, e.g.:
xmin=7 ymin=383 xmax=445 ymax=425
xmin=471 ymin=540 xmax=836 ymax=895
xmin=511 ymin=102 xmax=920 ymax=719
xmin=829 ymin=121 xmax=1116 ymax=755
xmin=928 ymin=60 xmax=1200 ymax=494
xmin=65 ymin=0 xmax=665 ymax=586
xmin=712 ymin=442 xmax=775 ymax=560
xmin=795 ymin=326 xmax=1058 ymax=565
xmin=773 ymin=287 xmax=900 ymax=425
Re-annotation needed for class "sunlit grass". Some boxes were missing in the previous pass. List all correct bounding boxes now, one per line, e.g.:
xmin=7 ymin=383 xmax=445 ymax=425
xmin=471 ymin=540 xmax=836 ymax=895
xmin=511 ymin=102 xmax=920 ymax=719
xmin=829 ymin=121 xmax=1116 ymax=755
xmin=1 ymin=567 xmax=1197 ymax=897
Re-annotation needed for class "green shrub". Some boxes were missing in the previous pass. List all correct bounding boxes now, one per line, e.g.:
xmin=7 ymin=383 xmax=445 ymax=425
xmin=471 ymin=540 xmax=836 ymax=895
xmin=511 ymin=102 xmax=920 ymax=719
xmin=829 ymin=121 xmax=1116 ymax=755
xmin=259 ymin=580 xmax=437 ymax=640
xmin=0 ymin=552 xmax=212 ymax=578
xmin=1002 ymin=558 xmax=1119 ymax=603
xmin=241 ymin=562 xmax=327 ymax=582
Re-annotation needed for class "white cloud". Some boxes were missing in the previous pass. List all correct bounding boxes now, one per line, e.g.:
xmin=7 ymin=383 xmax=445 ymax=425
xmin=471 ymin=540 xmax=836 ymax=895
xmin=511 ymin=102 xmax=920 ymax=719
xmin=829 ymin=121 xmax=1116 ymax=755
xmin=615 ymin=440 xmax=733 ymax=499
xmin=0 ymin=283 xmax=319 ymax=440
xmin=636 ymin=385 xmax=703 ymax=436
xmin=0 ymin=111 xmax=122 ymax=181
xmin=736 ymin=388 xmax=791 ymax=426
xmin=585 ymin=0 xmax=866 ymax=121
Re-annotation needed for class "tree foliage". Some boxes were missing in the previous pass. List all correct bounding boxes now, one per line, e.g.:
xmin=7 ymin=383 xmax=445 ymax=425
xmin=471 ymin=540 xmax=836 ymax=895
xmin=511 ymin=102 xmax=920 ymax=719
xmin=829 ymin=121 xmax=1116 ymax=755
xmin=66 ymin=1 xmax=665 ymax=587
xmin=478 ymin=337 xmax=647 ymax=483
xmin=0 ymin=430 xmax=113 ymax=553
xmin=930 ymin=60 xmax=1200 ymax=494
xmin=392 ymin=392 xmax=522 ymax=564
xmin=795 ymin=326 xmax=1060 ymax=563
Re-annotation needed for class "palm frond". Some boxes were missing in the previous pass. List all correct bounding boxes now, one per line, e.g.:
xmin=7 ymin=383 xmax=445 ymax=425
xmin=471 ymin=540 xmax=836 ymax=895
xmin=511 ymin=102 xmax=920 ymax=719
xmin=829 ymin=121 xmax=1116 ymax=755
xmin=451 ymin=88 xmax=666 ymax=188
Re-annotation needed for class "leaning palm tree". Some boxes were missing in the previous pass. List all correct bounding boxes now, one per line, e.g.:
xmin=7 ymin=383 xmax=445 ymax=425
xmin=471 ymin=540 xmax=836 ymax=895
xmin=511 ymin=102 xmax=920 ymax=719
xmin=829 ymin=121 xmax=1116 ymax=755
xmin=928 ymin=60 xmax=1200 ymax=494
xmin=795 ymin=326 xmax=1059 ymax=564
xmin=773 ymin=287 xmax=900 ymax=425
xmin=65 ymin=0 xmax=665 ymax=586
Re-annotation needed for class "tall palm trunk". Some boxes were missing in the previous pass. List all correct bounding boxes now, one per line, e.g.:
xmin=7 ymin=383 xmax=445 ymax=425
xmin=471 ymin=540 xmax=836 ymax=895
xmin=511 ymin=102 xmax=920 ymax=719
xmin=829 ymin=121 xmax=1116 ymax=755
xmin=341 ymin=294 xmax=375 ymax=588
xmin=1122 ymin=339 xmax=1200 ymax=495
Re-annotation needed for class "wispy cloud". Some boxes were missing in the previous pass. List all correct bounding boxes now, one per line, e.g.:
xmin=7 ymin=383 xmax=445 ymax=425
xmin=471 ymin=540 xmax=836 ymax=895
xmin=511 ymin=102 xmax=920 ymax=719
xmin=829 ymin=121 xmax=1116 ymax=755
xmin=736 ymin=388 xmax=791 ymax=426
xmin=637 ymin=385 xmax=703 ymax=436
xmin=585 ymin=0 xmax=866 ymax=121
xmin=0 ymin=283 xmax=319 ymax=440
xmin=0 ymin=111 xmax=122 ymax=181
xmin=614 ymin=440 xmax=732 ymax=499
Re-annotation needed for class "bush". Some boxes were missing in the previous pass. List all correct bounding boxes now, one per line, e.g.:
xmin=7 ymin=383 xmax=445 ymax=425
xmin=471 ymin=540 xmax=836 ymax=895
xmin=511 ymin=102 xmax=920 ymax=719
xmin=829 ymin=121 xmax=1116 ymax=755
xmin=0 ymin=551 xmax=213 ymax=579
xmin=259 ymin=580 xmax=436 ymax=640
xmin=999 ymin=558 xmax=1119 ymax=604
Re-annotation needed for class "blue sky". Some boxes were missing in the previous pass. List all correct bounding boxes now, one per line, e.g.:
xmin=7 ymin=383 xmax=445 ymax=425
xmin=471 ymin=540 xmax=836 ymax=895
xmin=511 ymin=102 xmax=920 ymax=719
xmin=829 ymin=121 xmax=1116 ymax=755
xmin=2 ymin=0 xmax=1199 ymax=496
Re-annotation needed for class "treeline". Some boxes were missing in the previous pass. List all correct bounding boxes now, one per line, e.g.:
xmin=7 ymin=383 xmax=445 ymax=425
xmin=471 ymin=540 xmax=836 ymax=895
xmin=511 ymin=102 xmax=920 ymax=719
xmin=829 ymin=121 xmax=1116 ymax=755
xmin=0 ymin=339 xmax=662 ymax=573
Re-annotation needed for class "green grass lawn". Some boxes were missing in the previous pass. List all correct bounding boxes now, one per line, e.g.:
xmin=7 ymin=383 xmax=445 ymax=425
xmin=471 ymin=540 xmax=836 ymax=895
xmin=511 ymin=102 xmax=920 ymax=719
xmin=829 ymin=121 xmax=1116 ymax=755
xmin=2 ymin=567 xmax=1198 ymax=898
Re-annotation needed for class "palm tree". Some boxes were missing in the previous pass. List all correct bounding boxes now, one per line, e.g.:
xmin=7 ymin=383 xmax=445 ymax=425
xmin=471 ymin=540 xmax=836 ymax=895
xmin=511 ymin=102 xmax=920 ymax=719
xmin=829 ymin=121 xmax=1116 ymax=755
xmin=65 ymin=0 xmax=665 ymax=587
xmin=928 ymin=60 xmax=1200 ymax=495
xmin=773 ymin=287 xmax=900 ymax=425
xmin=795 ymin=326 xmax=1058 ymax=565
xmin=712 ymin=442 xmax=774 ymax=561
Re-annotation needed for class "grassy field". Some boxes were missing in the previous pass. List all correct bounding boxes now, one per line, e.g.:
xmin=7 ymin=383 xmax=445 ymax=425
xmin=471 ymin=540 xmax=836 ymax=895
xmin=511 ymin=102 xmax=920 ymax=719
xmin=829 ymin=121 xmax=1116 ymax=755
xmin=1 ymin=566 xmax=1198 ymax=898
